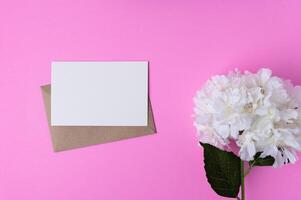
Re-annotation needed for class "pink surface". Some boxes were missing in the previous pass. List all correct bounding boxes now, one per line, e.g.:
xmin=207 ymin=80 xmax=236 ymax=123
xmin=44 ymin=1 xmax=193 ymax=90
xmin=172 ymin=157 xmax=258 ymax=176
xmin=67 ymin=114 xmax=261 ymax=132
xmin=1 ymin=0 xmax=301 ymax=199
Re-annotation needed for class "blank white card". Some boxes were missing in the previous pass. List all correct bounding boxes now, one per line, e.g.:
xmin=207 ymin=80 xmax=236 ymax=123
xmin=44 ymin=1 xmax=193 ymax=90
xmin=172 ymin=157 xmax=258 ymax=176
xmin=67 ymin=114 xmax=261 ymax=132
xmin=51 ymin=61 xmax=148 ymax=126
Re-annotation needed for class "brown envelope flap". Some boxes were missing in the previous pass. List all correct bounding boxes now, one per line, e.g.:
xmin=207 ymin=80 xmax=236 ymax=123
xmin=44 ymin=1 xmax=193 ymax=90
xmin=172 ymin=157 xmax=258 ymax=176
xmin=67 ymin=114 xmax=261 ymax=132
xmin=41 ymin=84 xmax=156 ymax=152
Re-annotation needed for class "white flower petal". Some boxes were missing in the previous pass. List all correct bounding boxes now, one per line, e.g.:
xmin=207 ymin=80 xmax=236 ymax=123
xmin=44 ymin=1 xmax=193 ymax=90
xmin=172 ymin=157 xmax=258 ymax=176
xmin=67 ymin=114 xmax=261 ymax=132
xmin=194 ymin=68 xmax=301 ymax=167
xmin=258 ymin=68 xmax=272 ymax=84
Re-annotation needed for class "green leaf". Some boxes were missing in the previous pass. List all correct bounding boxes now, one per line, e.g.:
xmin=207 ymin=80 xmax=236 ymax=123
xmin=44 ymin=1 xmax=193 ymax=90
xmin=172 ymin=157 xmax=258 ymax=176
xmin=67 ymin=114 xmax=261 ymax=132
xmin=201 ymin=143 xmax=241 ymax=198
xmin=249 ymin=152 xmax=275 ymax=166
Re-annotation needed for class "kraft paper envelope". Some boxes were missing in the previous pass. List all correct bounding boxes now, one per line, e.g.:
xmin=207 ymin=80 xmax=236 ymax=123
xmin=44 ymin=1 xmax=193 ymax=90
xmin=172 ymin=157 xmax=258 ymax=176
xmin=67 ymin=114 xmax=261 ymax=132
xmin=41 ymin=84 xmax=156 ymax=152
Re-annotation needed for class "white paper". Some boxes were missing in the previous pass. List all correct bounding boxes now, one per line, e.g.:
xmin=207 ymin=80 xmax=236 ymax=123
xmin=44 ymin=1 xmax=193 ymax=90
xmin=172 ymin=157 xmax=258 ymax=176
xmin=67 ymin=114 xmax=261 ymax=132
xmin=51 ymin=61 xmax=148 ymax=126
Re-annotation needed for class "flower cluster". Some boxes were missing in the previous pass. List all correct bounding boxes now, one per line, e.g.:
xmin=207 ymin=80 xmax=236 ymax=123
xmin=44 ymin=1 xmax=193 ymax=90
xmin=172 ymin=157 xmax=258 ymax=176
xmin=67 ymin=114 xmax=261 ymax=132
xmin=194 ymin=68 xmax=301 ymax=167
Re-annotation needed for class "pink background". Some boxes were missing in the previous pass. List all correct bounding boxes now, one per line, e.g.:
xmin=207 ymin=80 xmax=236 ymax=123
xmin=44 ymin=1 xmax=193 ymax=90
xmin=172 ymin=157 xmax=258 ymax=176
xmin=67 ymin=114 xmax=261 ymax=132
xmin=1 ymin=0 xmax=301 ymax=199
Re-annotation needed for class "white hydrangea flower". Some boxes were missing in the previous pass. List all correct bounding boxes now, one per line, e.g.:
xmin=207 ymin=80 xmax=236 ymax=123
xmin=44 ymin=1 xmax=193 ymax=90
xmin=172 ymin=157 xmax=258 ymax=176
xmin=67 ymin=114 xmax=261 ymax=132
xmin=194 ymin=68 xmax=301 ymax=167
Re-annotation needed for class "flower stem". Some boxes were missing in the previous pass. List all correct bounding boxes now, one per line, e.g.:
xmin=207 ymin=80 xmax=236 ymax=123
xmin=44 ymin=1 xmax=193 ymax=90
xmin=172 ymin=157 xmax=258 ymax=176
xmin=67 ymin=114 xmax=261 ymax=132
xmin=244 ymin=166 xmax=252 ymax=176
xmin=240 ymin=160 xmax=245 ymax=200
